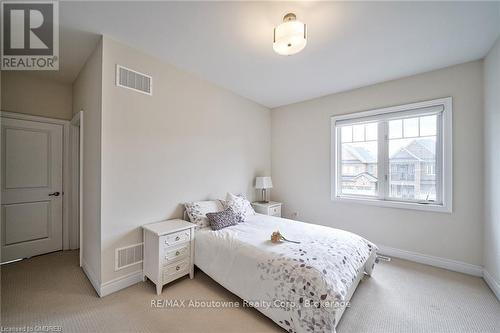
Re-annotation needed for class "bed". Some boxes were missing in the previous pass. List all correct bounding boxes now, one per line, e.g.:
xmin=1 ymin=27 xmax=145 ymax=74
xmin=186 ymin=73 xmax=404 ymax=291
xmin=192 ymin=212 xmax=377 ymax=333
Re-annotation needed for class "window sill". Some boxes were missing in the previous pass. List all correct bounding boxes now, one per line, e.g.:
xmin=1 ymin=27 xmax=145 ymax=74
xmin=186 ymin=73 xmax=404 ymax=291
xmin=332 ymin=195 xmax=452 ymax=213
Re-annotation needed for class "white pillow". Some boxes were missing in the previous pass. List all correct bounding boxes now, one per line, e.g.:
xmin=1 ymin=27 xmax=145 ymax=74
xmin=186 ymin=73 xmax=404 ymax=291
xmin=225 ymin=192 xmax=255 ymax=222
xmin=184 ymin=200 xmax=224 ymax=229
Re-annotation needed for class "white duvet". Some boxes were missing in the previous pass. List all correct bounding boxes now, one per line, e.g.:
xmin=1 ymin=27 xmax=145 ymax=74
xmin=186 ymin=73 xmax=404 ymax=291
xmin=195 ymin=214 xmax=377 ymax=333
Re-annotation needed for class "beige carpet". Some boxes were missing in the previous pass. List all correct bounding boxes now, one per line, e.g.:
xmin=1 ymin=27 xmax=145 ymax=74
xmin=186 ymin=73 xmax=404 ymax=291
xmin=1 ymin=251 xmax=498 ymax=333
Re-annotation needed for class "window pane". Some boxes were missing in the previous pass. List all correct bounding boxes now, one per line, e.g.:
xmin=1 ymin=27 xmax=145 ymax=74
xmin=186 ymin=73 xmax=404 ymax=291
xmin=403 ymin=118 xmax=419 ymax=138
xmin=420 ymin=115 xmax=437 ymax=136
xmin=341 ymin=124 xmax=378 ymax=197
xmin=389 ymin=119 xmax=402 ymax=139
xmin=352 ymin=124 xmax=365 ymax=142
xmin=341 ymin=126 xmax=352 ymax=143
xmin=389 ymin=135 xmax=437 ymax=202
xmin=365 ymin=123 xmax=377 ymax=141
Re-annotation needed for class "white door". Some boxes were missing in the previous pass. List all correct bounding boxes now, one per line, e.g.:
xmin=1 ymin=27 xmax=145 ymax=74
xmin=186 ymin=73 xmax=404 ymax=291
xmin=1 ymin=117 xmax=63 ymax=262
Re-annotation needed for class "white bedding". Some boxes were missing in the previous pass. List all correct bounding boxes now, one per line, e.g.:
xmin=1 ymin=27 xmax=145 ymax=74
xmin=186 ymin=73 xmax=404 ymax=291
xmin=194 ymin=214 xmax=377 ymax=333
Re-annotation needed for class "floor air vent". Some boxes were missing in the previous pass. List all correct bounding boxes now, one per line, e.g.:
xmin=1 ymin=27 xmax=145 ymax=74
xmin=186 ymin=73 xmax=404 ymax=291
xmin=115 ymin=243 xmax=143 ymax=271
xmin=116 ymin=65 xmax=152 ymax=95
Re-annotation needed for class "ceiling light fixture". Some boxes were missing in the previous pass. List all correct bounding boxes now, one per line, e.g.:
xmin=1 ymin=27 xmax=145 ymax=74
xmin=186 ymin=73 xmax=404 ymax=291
xmin=273 ymin=13 xmax=307 ymax=56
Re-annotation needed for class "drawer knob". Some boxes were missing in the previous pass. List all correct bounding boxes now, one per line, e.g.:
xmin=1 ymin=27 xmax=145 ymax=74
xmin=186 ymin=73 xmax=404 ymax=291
xmin=176 ymin=266 xmax=180 ymax=271
xmin=175 ymin=236 xmax=180 ymax=241
xmin=175 ymin=251 xmax=180 ymax=256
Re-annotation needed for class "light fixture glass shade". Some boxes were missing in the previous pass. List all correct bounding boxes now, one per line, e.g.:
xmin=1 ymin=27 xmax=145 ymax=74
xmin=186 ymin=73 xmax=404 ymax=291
xmin=255 ymin=176 xmax=273 ymax=189
xmin=273 ymin=15 xmax=307 ymax=56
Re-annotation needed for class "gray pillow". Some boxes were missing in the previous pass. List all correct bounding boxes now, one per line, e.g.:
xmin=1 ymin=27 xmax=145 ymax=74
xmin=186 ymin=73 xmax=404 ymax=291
xmin=206 ymin=207 xmax=241 ymax=231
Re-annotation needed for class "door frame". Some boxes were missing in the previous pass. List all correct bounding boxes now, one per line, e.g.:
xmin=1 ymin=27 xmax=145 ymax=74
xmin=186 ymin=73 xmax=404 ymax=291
xmin=70 ymin=111 xmax=83 ymax=266
xmin=0 ymin=111 xmax=73 ymax=252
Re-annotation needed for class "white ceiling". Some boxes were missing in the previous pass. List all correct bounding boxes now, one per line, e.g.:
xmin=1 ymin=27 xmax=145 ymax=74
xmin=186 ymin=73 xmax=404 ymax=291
xmin=53 ymin=1 xmax=500 ymax=108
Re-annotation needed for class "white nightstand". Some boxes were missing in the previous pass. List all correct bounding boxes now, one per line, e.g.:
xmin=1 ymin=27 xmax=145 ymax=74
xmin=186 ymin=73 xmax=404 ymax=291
xmin=251 ymin=201 xmax=282 ymax=217
xmin=142 ymin=219 xmax=196 ymax=295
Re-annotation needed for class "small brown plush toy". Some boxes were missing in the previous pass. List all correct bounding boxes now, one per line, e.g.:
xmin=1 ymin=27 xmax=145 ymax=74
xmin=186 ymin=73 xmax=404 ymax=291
xmin=271 ymin=231 xmax=282 ymax=243
xmin=270 ymin=230 xmax=300 ymax=244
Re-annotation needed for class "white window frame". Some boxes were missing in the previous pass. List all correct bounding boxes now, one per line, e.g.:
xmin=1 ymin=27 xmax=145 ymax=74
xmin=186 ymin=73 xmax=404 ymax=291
xmin=331 ymin=97 xmax=452 ymax=213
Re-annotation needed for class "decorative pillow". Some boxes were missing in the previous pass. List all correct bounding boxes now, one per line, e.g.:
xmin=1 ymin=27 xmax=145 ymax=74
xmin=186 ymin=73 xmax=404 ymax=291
xmin=225 ymin=192 xmax=255 ymax=222
xmin=206 ymin=207 xmax=241 ymax=231
xmin=184 ymin=200 xmax=224 ymax=229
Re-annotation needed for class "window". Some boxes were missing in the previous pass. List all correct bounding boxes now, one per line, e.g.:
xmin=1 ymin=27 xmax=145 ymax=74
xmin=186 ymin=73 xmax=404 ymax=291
xmin=331 ymin=97 xmax=452 ymax=212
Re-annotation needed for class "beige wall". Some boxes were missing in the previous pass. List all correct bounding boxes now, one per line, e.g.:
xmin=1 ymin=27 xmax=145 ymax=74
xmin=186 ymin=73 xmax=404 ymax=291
xmin=271 ymin=61 xmax=484 ymax=266
xmin=1 ymin=72 xmax=72 ymax=120
xmin=99 ymin=37 xmax=271 ymax=284
xmin=484 ymin=37 xmax=500 ymax=289
xmin=72 ymin=38 xmax=103 ymax=285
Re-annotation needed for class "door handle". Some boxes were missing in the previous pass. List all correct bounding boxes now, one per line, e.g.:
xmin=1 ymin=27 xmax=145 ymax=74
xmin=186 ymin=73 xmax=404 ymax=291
xmin=48 ymin=191 xmax=60 ymax=197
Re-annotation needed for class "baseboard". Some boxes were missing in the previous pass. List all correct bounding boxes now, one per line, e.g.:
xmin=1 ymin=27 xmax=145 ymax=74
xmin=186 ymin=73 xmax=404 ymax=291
xmin=377 ymin=245 xmax=483 ymax=277
xmin=100 ymin=270 xmax=143 ymax=297
xmin=483 ymin=270 xmax=500 ymax=301
xmin=81 ymin=258 xmax=102 ymax=296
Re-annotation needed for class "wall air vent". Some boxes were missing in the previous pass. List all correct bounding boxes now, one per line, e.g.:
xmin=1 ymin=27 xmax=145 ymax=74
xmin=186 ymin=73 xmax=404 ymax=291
xmin=116 ymin=65 xmax=152 ymax=95
xmin=115 ymin=243 xmax=143 ymax=271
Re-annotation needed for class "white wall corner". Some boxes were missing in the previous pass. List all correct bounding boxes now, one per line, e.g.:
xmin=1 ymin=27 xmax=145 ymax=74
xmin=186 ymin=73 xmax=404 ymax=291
xmin=483 ymin=270 xmax=500 ymax=301
xmin=99 ymin=270 xmax=144 ymax=297
xmin=377 ymin=245 xmax=483 ymax=277
xmin=81 ymin=258 xmax=102 ymax=297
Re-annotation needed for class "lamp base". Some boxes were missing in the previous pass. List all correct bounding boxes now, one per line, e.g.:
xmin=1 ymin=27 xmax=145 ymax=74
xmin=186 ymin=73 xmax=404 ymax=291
xmin=261 ymin=188 xmax=270 ymax=203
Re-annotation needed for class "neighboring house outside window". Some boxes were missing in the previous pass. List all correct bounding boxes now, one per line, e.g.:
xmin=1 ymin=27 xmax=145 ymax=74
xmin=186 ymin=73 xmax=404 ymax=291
xmin=341 ymin=145 xmax=377 ymax=196
xmin=341 ymin=138 xmax=437 ymax=201
xmin=389 ymin=138 xmax=436 ymax=201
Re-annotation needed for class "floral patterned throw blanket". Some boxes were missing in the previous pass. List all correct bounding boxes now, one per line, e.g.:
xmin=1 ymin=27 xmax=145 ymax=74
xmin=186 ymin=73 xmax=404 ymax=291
xmin=194 ymin=214 xmax=377 ymax=333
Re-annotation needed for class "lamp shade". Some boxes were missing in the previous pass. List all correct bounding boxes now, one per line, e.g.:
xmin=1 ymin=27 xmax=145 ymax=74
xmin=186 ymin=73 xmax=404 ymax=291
xmin=255 ymin=176 xmax=273 ymax=189
xmin=273 ymin=13 xmax=307 ymax=56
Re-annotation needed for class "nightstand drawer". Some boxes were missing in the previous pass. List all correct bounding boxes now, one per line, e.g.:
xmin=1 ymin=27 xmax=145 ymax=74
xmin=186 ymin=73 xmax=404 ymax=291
xmin=162 ymin=244 xmax=189 ymax=265
xmin=162 ymin=259 xmax=190 ymax=283
xmin=270 ymin=206 xmax=281 ymax=217
xmin=161 ymin=229 xmax=190 ymax=247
